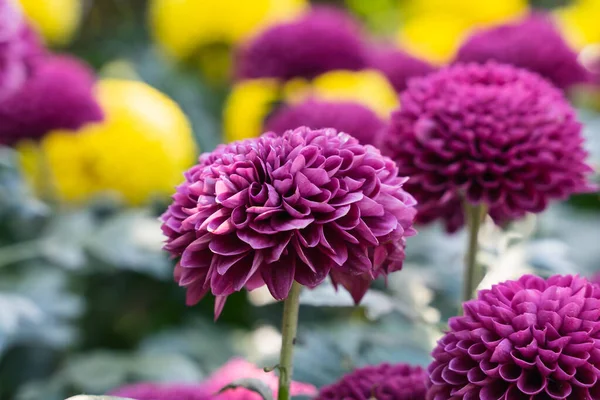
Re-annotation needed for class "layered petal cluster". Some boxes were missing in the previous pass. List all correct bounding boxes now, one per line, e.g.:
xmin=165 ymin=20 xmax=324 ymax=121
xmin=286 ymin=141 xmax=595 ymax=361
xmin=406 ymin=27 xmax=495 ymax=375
xmin=381 ymin=62 xmax=595 ymax=233
xmin=265 ymin=100 xmax=385 ymax=145
xmin=368 ymin=47 xmax=436 ymax=93
xmin=427 ymin=274 xmax=600 ymax=400
xmin=317 ymin=363 xmax=427 ymax=400
xmin=236 ymin=8 xmax=368 ymax=81
xmin=456 ymin=14 xmax=589 ymax=90
xmin=162 ymin=127 xmax=417 ymax=317
xmin=0 ymin=55 xmax=103 ymax=146
xmin=110 ymin=358 xmax=317 ymax=400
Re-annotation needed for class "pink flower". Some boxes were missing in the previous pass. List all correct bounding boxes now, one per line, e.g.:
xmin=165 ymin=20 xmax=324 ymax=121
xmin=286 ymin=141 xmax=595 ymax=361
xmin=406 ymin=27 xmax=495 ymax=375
xmin=109 ymin=358 xmax=317 ymax=400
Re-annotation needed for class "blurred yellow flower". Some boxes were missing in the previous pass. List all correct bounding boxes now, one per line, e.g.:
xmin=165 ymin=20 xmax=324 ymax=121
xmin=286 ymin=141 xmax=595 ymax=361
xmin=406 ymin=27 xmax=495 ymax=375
xmin=20 ymin=79 xmax=197 ymax=205
xmin=223 ymin=69 xmax=398 ymax=143
xmin=554 ymin=0 xmax=600 ymax=50
xmin=223 ymin=79 xmax=281 ymax=143
xmin=149 ymin=0 xmax=307 ymax=61
xmin=397 ymin=0 xmax=528 ymax=64
xmin=292 ymin=69 xmax=399 ymax=119
xmin=18 ymin=0 xmax=82 ymax=46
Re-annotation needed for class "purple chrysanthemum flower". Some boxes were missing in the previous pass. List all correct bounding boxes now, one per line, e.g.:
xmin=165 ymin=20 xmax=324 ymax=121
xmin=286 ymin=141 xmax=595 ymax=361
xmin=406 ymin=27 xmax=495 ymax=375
xmin=236 ymin=8 xmax=368 ymax=81
xmin=0 ymin=55 xmax=103 ymax=146
xmin=455 ymin=13 xmax=589 ymax=90
xmin=381 ymin=62 xmax=595 ymax=233
xmin=265 ymin=100 xmax=385 ymax=146
xmin=161 ymin=127 xmax=417 ymax=317
xmin=368 ymin=47 xmax=436 ymax=93
xmin=0 ymin=0 xmax=39 ymax=99
xmin=427 ymin=274 xmax=600 ymax=400
xmin=317 ymin=363 xmax=427 ymax=400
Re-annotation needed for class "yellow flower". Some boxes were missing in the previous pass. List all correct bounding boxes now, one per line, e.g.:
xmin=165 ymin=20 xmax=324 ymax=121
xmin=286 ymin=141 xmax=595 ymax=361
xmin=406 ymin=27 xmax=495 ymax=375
xmin=19 ymin=79 xmax=197 ymax=205
xmin=18 ymin=0 xmax=82 ymax=46
xmin=554 ymin=0 xmax=600 ymax=50
xmin=295 ymin=69 xmax=398 ymax=119
xmin=223 ymin=69 xmax=398 ymax=143
xmin=223 ymin=79 xmax=281 ymax=143
xmin=149 ymin=0 xmax=307 ymax=61
xmin=397 ymin=0 xmax=528 ymax=64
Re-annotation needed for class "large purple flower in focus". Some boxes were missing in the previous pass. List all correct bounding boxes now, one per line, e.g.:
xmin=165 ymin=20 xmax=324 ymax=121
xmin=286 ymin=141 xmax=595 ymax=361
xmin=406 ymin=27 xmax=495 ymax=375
xmin=317 ymin=363 xmax=427 ymax=400
xmin=0 ymin=55 xmax=103 ymax=146
xmin=455 ymin=13 xmax=589 ymax=90
xmin=368 ymin=47 xmax=436 ymax=93
xmin=161 ymin=127 xmax=417 ymax=317
xmin=236 ymin=8 xmax=368 ymax=81
xmin=428 ymin=274 xmax=600 ymax=400
xmin=381 ymin=62 xmax=595 ymax=233
xmin=265 ymin=100 xmax=385 ymax=145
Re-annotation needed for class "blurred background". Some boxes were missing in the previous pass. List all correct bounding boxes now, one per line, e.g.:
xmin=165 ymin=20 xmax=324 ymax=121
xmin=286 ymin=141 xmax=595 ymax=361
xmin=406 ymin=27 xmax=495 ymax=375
xmin=0 ymin=0 xmax=599 ymax=399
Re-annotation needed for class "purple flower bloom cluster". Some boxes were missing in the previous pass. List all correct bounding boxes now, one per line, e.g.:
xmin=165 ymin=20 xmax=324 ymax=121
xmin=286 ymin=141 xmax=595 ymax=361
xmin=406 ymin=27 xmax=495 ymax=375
xmin=368 ymin=47 xmax=436 ymax=93
xmin=161 ymin=127 xmax=417 ymax=317
xmin=0 ymin=0 xmax=35 ymax=99
xmin=455 ymin=13 xmax=589 ymax=91
xmin=0 ymin=55 xmax=103 ymax=146
xmin=236 ymin=8 xmax=368 ymax=81
xmin=381 ymin=62 xmax=594 ymax=233
xmin=428 ymin=275 xmax=600 ymax=400
xmin=265 ymin=100 xmax=385 ymax=146
xmin=0 ymin=3 xmax=102 ymax=147
xmin=317 ymin=363 xmax=427 ymax=400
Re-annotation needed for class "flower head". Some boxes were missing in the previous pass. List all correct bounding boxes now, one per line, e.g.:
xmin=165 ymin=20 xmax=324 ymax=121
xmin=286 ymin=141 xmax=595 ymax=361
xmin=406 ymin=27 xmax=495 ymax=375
xmin=456 ymin=13 xmax=590 ymax=90
xmin=0 ymin=0 xmax=40 ymax=99
xmin=18 ymin=0 xmax=83 ymax=46
xmin=0 ymin=55 xmax=103 ymax=146
xmin=110 ymin=383 xmax=211 ymax=400
xmin=150 ymin=0 xmax=307 ymax=61
xmin=236 ymin=8 xmax=368 ymax=81
xmin=223 ymin=69 xmax=398 ymax=143
xmin=18 ymin=79 xmax=196 ymax=205
xmin=381 ymin=62 xmax=595 ymax=233
xmin=396 ymin=0 xmax=527 ymax=64
xmin=316 ymin=363 xmax=427 ymax=400
xmin=368 ymin=47 xmax=436 ymax=93
xmin=162 ymin=127 xmax=417 ymax=317
xmin=265 ymin=100 xmax=385 ymax=145
xmin=428 ymin=274 xmax=600 ymax=399
xmin=110 ymin=358 xmax=317 ymax=400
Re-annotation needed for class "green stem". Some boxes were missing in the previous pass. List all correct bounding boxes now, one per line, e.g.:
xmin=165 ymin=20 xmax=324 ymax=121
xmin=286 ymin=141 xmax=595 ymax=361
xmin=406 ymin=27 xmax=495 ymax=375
xmin=461 ymin=202 xmax=487 ymax=307
xmin=277 ymin=281 xmax=302 ymax=400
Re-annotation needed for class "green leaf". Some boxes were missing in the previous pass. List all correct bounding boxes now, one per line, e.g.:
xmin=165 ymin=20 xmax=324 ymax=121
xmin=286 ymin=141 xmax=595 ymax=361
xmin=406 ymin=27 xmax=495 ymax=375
xmin=218 ymin=378 xmax=274 ymax=400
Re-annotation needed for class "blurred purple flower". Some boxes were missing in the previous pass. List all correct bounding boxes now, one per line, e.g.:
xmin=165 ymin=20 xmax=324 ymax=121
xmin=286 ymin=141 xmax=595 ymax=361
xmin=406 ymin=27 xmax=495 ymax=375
xmin=161 ymin=127 xmax=417 ymax=317
xmin=368 ymin=47 xmax=436 ymax=93
xmin=110 ymin=383 xmax=211 ymax=400
xmin=427 ymin=274 xmax=600 ymax=400
xmin=455 ymin=13 xmax=589 ymax=90
xmin=236 ymin=8 xmax=368 ymax=81
xmin=316 ymin=363 xmax=427 ymax=400
xmin=381 ymin=62 xmax=595 ymax=233
xmin=0 ymin=0 xmax=39 ymax=99
xmin=0 ymin=54 xmax=103 ymax=146
xmin=110 ymin=358 xmax=317 ymax=400
xmin=265 ymin=100 xmax=385 ymax=145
